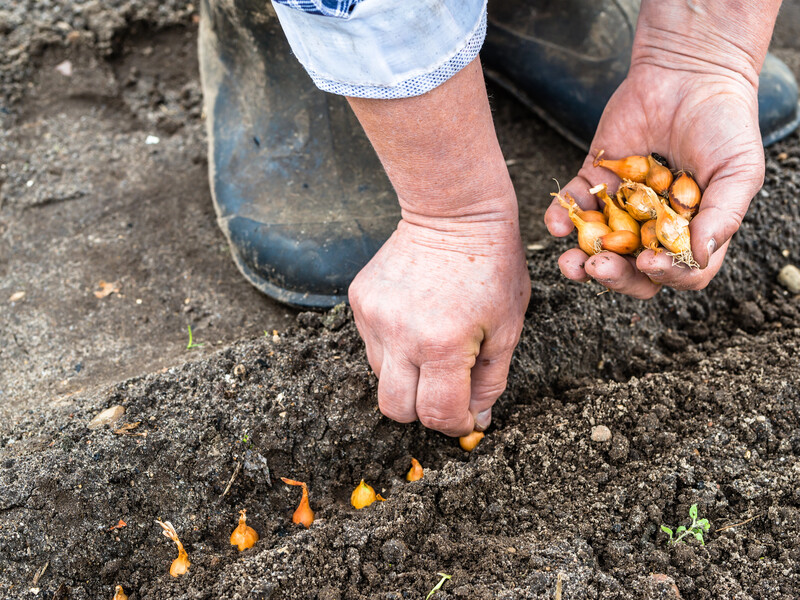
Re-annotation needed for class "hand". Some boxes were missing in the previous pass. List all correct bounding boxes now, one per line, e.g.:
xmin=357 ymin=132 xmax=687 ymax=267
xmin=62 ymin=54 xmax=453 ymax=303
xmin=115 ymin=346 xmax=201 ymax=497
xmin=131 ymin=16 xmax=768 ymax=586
xmin=349 ymin=215 xmax=530 ymax=436
xmin=546 ymin=53 xmax=765 ymax=297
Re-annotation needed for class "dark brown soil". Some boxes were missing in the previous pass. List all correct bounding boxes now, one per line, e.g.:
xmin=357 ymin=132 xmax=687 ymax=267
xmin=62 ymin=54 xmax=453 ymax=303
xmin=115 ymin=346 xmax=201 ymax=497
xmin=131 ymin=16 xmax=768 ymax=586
xmin=3 ymin=2 xmax=800 ymax=599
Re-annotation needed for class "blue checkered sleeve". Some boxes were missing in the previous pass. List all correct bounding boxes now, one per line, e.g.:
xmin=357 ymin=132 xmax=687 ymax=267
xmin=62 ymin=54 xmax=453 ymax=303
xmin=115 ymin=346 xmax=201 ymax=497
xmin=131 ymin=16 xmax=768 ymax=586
xmin=272 ymin=0 xmax=364 ymax=18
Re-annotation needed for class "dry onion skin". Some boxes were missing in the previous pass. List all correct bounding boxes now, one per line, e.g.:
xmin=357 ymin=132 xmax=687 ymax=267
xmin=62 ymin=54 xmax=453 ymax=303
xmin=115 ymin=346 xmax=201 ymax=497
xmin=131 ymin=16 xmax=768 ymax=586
xmin=155 ymin=520 xmax=190 ymax=577
xmin=230 ymin=509 xmax=259 ymax=551
xmin=654 ymin=197 xmax=699 ymax=268
xmin=406 ymin=458 xmax=424 ymax=482
xmin=618 ymin=180 xmax=660 ymax=221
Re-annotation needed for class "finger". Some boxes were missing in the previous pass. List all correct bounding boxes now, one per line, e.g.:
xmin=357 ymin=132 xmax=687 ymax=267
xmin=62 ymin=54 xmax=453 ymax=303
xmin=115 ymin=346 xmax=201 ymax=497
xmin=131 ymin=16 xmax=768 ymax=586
xmin=469 ymin=343 xmax=514 ymax=431
xmin=584 ymin=252 xmax=662 ymax=299
xmin=377 ymin=353 xmax=420 ymax=424
xmin=636 ymin=240 xmax=730 ymax=291
xmin=689 ymin=159 xmax=763 ymax=269
xmin=351 ymin=311 xmax=384 ymax=376
xmin=558 ymin=248 xmax=593 ymax=282
xmin=544 ymin=172 xmax=600 ymax=237
xmin=416 ymin=358 xmax=474 ymax=436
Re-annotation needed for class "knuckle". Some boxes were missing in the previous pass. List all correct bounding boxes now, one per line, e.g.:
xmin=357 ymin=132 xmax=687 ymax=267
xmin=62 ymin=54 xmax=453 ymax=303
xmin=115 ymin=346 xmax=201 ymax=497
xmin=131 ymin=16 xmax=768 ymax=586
xmin=472 ymin=379 xmax=508 ymax=402
xmin=416 ymin=407 xmax=464 ymax=434
xmin=377 ymin=394 xmax=415 ymax=423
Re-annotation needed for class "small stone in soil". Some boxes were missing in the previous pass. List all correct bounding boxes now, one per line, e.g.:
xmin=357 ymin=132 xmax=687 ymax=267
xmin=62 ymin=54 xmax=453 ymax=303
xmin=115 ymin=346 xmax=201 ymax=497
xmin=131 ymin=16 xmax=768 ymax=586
xmin=778 ymin=264 xmax=800 ymax=293
xmin=88 ymin=405 xmax=125 ymax=429
xmin=591 ymin=425 xmax=612 ymax=442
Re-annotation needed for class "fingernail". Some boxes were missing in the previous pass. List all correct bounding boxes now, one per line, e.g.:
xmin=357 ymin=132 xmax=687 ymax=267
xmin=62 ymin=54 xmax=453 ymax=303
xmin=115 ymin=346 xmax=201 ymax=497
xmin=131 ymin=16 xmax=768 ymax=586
xmin=706 ymin=238 xmax=717 ymax=266
xmin=644 ymin=270 xmax=665 ymax=279
xmin=475 ymin=409 xmax=492 ymax=431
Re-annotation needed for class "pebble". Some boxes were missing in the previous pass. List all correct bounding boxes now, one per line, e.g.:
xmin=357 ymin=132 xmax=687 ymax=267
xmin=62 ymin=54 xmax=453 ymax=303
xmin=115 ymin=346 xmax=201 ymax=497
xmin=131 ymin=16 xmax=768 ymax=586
xmin=88 ymin=405 xmax=125 ymax=429
xmin=778 ymin=264 xmax=800 ymax=293
xmin=649 ymin=574 xmax=681 ymax=598
xmin=590 ymin=425 xmax=612 ymax=442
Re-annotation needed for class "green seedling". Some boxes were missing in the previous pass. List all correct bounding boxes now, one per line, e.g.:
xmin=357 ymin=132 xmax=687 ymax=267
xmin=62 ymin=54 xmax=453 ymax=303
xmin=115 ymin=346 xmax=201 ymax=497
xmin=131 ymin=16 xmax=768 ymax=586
xmin=425 ymin=573 xmax=452 ymax=600
xmin=661 ymin=504 xmax=710 ymax=545
xmin=186 ymin=325 xmax=204 ymax=350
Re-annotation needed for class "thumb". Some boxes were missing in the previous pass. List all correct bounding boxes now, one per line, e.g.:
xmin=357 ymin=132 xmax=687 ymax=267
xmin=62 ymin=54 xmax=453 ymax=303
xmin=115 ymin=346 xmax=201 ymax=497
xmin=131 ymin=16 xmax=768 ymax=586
xmin=469 ymin=341 xmax=514 ymax=431
xmin=689 ymin=157 xmax=764 ymax=269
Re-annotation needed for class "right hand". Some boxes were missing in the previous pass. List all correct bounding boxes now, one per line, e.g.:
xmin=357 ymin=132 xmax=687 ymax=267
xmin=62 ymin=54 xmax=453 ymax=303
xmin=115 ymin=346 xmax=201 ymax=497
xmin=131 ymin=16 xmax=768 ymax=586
xmin=349 ymin=213 xmax=530 ymax=437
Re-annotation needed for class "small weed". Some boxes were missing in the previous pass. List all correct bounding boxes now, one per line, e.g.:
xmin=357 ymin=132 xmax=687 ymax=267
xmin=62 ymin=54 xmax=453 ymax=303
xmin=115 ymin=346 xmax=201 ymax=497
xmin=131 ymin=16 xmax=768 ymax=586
xmin=661 ymin=504 xmax=710 ymax=545
xmin=186 ymin=325 xmax=204 ymax=350
xmin=425 ymin=573 xmax=451 ymax=600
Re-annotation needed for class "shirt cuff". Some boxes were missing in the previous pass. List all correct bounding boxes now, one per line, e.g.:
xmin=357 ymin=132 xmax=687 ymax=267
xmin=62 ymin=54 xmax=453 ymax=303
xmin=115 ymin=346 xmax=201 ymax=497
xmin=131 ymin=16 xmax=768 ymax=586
xmin=272 ymin=0 xmax=487 ymax=99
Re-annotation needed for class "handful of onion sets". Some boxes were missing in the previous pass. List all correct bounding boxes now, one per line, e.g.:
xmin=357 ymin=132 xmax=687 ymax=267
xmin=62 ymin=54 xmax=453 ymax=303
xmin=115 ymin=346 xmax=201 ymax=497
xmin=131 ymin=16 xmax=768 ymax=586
xmin=553 ymin=150 xmax=702 ymax=268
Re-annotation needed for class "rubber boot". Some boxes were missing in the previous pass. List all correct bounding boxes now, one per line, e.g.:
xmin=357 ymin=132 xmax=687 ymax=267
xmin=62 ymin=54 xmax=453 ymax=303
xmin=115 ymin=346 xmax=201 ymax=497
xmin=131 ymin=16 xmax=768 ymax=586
xmin=198 ymin=0 xmax=399 ymax=308
xmin=482 ymin=0 xmax=800 ymax=149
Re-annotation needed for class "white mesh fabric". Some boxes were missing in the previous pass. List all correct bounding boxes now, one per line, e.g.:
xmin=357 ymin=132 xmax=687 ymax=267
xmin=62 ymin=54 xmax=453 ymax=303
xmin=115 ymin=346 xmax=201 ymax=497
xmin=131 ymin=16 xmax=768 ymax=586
xmin=306 ymin=10 xmax=487 ymax=99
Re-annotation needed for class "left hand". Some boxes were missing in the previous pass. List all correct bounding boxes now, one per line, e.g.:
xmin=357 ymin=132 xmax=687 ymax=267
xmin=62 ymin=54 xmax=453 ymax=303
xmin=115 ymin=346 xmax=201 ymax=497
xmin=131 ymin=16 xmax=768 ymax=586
xmin=545 ymin=61 xmax=765 ymax=298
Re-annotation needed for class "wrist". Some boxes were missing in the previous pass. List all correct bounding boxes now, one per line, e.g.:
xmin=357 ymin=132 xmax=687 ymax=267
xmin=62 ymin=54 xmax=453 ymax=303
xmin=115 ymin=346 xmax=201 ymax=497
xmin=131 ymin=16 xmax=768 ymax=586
xmin=348 ymin=57 xmax=519 ymax=224
xmin=632 ymin=0 xmax=781 ymax=89
xmin=397 ymin=169 xmax=519 ymax=226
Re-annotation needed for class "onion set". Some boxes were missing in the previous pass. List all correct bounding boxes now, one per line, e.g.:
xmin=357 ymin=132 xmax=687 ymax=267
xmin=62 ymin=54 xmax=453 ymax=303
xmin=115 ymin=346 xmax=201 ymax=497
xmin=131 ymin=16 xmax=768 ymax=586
xmin=155 ymin=520 xmax=190 ymax=577
xmin=406 ymin=458 xmax=424 ymax=482
xmin=113 ymin=586 xmax=128 ymax=600
xmin=230 ymin=509 xmax=259 ymax=551
xmin=558 ymin=150 xmax=705 ymax=268
xmin=281 ymin=477 xmax=315 ymax=528
xmin=593 ymin=150 xmax=649 ymax=183
xmin=459 ymin=430 xmax=485 ymax=452
xmin=552 ymin=189 xmax=612 ymax=256
xmin=351 ymin=480 xmax=380 ymax=509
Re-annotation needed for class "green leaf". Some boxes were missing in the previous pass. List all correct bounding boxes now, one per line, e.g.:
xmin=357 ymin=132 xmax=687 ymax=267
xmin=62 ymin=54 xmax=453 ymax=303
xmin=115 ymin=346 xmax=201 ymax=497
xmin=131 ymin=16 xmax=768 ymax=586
xmin=693 ymin=531 xmax=705 ymax=545
xmin=697 ymin=519 xmax=710 ymax=531
xmin=660 ymin=525 xmax=673 ymax=536
xmin=426 ymin=573 xmax=452 ymax=600
xmin=676 ymin=526 xmax=687 ymax=534
xmin=689 ymin=504 xmax=698 ymax=520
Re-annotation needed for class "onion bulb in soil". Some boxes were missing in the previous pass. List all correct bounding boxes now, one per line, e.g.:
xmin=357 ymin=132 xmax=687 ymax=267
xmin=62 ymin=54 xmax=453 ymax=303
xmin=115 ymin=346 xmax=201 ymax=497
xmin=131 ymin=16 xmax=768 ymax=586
xmin=669 ymin=171 xmax=701 ymax=220
xmin=654 ymin=197 xmax=699 ymax=267
xmin=351 ymin=480 xmax=378 ymax=509
xmin=593 ymin=149 xmax=649 ymax=183
xmin=230 ymin=509 xmax=259 ymax=551
xmin=281 ymin=477 xmax=315 ymax=528
xmin=619 ymin=181 xmax=660 ymax=221
xmin=459 ymin=430 xmax=485 ymax=452
xmin=552 ymin=189 xmax=612 ymax=256
xmin=645 ymin=154 xmax=673 ymax=195
xmin=590 ymin=183 xmax=640 ymax=235
xmin=155 ymin=520 xmax=190 ymax=577
xmin=641 ymin=219 xmax=661 ymax=253
xmin=406 ymin=458 xmax=424 ymax=482
xmin=113 ymin=586 xmax=128 ymax=600
xmin=595 ymin=230 xmax=642 ymax=255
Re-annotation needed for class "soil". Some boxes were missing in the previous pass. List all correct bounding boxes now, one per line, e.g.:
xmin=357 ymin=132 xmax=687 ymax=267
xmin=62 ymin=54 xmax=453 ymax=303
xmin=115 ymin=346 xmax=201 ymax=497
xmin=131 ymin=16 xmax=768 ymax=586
xmin=3 ymin=1 xmax=800 ymax=599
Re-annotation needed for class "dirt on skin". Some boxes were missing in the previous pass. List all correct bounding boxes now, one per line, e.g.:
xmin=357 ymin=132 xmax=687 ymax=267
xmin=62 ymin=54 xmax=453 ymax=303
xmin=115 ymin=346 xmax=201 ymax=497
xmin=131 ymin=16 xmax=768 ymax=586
xmin=3 ymin=1 xmax=800 ymax=599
